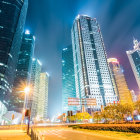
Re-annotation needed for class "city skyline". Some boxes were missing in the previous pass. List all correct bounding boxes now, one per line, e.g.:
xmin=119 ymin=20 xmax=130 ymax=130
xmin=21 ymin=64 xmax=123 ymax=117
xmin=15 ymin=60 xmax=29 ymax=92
xmin=0 ymin=0 xmax=140 ymax=139
xmin=26 ymin=0 xmax=140 ymax=118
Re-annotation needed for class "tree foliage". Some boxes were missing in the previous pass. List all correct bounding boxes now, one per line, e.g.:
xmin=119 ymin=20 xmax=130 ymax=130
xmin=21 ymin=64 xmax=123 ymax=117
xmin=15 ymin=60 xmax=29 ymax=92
xmin=93 ymin=103 xmax=136 ymax=123
xmin=67 ymin=112 xmax=92 ymax=122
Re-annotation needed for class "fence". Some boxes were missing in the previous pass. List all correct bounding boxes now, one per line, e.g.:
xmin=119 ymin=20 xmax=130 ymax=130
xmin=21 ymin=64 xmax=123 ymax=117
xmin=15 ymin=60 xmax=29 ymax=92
xmin=31 ymin=129 xmax=45 ymax=140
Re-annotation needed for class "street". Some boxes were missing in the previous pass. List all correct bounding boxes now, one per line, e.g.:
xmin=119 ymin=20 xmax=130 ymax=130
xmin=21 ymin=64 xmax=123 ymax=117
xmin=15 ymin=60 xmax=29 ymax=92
xmin=32 ymin=126 xmax=140 ymax=140
xmin=0 ymin=125 xmax=139 ymax=140
xmin=0 ymin=130 xmax=30 ymax=140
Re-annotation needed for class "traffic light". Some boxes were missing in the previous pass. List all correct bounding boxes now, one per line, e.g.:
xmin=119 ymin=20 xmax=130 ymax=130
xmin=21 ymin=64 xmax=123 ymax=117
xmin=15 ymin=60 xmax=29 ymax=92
xmin=25 ymin=109 xmax=30 ymax=117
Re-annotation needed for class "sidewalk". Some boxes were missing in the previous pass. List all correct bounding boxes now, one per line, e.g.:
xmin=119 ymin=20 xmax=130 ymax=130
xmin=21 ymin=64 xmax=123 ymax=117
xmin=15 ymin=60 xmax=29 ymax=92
xmin=0 ymin=130 xmax=31 ymax=140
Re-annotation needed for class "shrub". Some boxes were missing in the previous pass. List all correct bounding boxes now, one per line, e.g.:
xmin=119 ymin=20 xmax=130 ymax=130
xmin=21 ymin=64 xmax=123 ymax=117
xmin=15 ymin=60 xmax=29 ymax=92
xmin=71 ymin=124 xmax=140 ymax=133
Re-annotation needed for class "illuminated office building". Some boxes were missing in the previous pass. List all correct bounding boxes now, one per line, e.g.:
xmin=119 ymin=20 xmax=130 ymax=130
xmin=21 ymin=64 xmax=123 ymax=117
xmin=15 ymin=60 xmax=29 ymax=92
xmin=62 ymin=46 xmax=77 ymax=113
xmin=126 ymin=39 xmax=140 ymax=89
xmin=30 ymin=58 xmax=42 ymax=119
xmin=108 ymin=58 xmax=132 ymax=104
xmin=37 ymin=73 xmax=49 ymax=119
xmin=12 ymin=31 xmax=35 ymax=112
xmin=0 ymin=0 xmax=28 ymax=111
xmin=71 ymin=15 xmax=117 ymax=111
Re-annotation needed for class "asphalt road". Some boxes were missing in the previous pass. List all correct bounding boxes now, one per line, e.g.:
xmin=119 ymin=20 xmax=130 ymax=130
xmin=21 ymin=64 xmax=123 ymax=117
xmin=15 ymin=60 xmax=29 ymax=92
xmin=34 ymin=127 xmax=124 ymax=140
xmin=0 ymin=130 xmax=30 ymax=140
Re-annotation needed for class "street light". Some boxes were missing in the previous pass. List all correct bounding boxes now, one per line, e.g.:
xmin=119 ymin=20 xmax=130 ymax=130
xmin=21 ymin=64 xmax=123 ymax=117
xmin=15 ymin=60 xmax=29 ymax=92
xmin=21 ymin=86 xmax=31 ymax=135
xmin=24 ymin=86 xmax=31 ymax=135
xmin=24 ymin=87 xmax=30 ymax=94
xmin=23 ymin=86 xmax=30 ymax=109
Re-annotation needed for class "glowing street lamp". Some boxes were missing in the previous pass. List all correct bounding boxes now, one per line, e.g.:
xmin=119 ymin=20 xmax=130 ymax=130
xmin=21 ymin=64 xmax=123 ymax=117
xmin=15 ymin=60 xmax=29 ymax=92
xmin=22 ymin=86 xmax=31 ymax=135
xmin=24 ymin=87 xmax=30 ymax=94
xmin=23 ymin=86 xmax=30 ymax=109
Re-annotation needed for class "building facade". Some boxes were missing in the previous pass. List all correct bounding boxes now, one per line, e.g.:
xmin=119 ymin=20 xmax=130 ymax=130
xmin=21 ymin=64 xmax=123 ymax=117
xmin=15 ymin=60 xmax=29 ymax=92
xmin=12 ymin=31 xmax=35 ymax=112
xmin=108 ymin=58 xmax=132 ymax=104
xmin=30 ymin=58 xmax=42 ymax=119
xmin=62 ymin=46 xmax=77 ymax=113
xmin=0 ymin=0 xmax=28 ymax=111
xmin=130 ymin=90 xmax=137 ymax=102
xmin=71 ymin=15 xmax=118 ymax=111
xmin=126 ymin=39 xmax=140 ymax=89
xmin=37 ymin=73 xmax=49 ymax=119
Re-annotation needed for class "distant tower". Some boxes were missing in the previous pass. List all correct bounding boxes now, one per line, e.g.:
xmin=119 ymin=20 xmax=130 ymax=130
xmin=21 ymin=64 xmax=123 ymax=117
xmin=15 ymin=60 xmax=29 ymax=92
xmin=108 ymin=58 xmax=132 ymax=104
xmin=30 ymin=58 xmax=42 ymax=119
xmin=37 ymin=73 xmax=49 ymax=119
xmin=71 ymin=15 xmax=117 ymax=111
xmin=130 ymin=90 xmax=137 ymax=102
xmin=0 ymin=0 xmax=28 ymax=111
xmin=12 ymin=31 xmax=35 ymax=112
xmin=62 ymin=45 xmax=77 ymax=113
xmin=126 ymin=38 xmax=140 ymax=89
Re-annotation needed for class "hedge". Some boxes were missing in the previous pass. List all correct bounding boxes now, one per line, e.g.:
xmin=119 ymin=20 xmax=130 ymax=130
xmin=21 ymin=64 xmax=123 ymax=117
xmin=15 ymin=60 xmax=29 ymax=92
xmin=69 ymin=124 xmax=140 ymax=133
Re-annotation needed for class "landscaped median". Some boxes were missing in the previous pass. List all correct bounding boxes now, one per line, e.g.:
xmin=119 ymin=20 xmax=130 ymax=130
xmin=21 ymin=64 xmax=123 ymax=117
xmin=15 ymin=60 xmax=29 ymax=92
xmin=69 ymin=124 xmax=140 ymax=133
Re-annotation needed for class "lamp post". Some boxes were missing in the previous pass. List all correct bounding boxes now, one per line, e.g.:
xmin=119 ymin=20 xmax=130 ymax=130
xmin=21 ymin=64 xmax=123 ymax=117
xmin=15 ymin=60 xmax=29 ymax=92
xmin=21 ymin=86 xmax=31 ymax=135
xmin=24 ymin=87 xmax=30 ymax=109
xmin=22 ymin=87 xmax=30 ymax=121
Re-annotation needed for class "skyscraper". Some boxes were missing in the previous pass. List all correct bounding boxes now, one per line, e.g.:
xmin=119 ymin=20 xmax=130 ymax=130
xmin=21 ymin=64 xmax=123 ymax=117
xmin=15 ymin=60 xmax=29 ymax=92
xmin=62 ymin=46 xmax=77 ymax=113
xmin=130 ymin=90 xmax=137 ymax=102
xmin=71 ymin=15 xmax=117 ymax=111
xmin=37 ymin=72 xmax=49 ymax=119
xmin=108 ymin=58 xmax=132 ymax=104
xmin=126 ymin=39 xmax=140 ymax=89
xmin=30 ymin=58 xmax=42 ymax=119
xmin=12 ymin=31 xmax=35 ymax=112
xmin=0 ymin=0 xmax=28 ymax=111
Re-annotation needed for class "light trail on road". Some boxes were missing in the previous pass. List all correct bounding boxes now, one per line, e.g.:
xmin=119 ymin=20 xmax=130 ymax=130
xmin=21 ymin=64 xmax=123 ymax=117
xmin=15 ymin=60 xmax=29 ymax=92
xmin=32 ymin=127 xmax=125 ymax=140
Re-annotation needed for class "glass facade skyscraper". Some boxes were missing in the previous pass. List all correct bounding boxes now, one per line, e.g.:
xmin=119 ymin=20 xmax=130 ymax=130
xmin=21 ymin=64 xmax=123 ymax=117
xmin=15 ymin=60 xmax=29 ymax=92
xmin=71 ymin=15 xmax=118 ymax=111
xmin=12 ymin=31 xmax=35 ymax=112
xmin=108 ymin=58 xmax=132 ymax=104
xmin=126 ymin=39 xmax=140 ymax=89
xmin=30 ymin=58 xmax=42 ymax=119
xmin=37 ymin=72 xmax=49 ymax=119
xmin=62 ymin=45 xmax=77 ymax=113
xmin=0 ymin=0 xmax=28 ymax=111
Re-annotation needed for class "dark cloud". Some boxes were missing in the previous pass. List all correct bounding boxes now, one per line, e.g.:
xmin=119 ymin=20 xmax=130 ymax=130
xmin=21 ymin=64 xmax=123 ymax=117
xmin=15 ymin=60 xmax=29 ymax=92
xmin=26 ymin=0 xmax=140 ymax=118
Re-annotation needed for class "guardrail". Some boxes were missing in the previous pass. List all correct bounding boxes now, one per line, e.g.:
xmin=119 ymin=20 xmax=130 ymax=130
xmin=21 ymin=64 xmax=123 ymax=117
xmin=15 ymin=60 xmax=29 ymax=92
xmin=31 ymin=129 xmax=45 ymax=140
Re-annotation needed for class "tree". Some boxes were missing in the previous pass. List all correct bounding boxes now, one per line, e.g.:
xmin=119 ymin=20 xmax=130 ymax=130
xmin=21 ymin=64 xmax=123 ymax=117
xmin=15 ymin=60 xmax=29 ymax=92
xmin=67 ymin=115 xmax=76 ymax=122
xmin=135 ymin=101 xmax=140 ymax=114
xmin=75 ymin=112 xmax=92 ymax=122
xmin=93 ymin=111 xmax=102 ymax=123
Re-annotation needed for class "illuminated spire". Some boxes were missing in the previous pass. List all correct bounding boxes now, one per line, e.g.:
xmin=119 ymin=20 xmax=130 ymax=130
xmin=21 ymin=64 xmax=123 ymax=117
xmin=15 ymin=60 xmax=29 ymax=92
xmin=133 ymin=37 xmax=139 ymax=49
xmin=25 ymin=30 xmax=30 ymax=35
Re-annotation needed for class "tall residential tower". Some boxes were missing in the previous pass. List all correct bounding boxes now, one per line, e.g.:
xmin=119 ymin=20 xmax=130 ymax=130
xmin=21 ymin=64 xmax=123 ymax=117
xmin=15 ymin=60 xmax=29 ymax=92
xmin=71 ymin=15 xmax=117 ymax=111
xmin=126 ymin=39 xmax=140 ymax=89
xmin=37 ymin=72 xmax=49 ymax=119
xmin=30 ymin=58 xmax=42 ymax=119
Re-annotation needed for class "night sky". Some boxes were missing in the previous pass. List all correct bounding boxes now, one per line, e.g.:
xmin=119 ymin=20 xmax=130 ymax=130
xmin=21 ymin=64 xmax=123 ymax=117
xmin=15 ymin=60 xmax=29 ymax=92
xmin=26 ymin=0 xmax=140 ymax=118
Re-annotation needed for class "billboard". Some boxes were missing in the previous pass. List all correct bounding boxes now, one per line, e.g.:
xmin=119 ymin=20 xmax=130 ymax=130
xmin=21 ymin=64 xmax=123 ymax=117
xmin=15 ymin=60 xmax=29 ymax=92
xmin=68 ymin=98 xmax=80 ymax=106
xmin=68 ymin=98 xmax=96 ymax=106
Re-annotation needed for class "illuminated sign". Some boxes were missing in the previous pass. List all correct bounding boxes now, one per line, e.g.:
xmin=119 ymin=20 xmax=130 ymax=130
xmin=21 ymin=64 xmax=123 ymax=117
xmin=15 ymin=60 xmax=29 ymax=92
xmin=68 ymin=98 xmax=96 ymax=106
xmin=108 ymin=58 xmax=119 ymax=64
